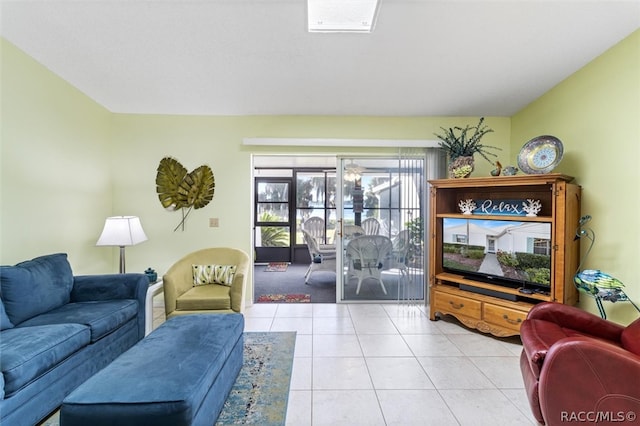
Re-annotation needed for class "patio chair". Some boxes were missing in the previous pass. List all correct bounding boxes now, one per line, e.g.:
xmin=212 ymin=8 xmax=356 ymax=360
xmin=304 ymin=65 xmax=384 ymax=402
xmin=345 ymin=235 xmax=393 ymax=295
xmin=361 ymin=217 xmax=381 ymax=235
xmin=302 ymin=229 xmax=336 ymax=284
xmin=343 ymin=224 xmax=365 ymax=239
xmin=302 ymin=216 xmax=326 ymax=244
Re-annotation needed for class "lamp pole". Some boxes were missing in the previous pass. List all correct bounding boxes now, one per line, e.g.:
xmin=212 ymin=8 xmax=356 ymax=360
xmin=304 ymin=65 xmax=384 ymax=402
xmin=119 ymin=246 xmax=126 ymax=273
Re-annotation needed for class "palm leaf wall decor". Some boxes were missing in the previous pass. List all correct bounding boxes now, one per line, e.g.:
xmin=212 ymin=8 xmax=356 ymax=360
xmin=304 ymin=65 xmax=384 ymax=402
xmin=155 ymin=157 xmax=215 ymax=231
xmin=178 ymin=165 xmax=215 ymax=209
xmin=156 ymin=157 xmax=188 ymax=210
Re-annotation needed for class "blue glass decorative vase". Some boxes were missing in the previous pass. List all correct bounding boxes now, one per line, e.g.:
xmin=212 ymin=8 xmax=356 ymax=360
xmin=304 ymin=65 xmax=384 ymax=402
xmin=144 ymin=268 xmax=157 ymax=283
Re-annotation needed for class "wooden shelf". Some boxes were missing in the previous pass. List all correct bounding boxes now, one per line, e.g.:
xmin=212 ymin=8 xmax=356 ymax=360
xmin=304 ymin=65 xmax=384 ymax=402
xmin=428 ymin=173 xmax=575 ymax=188
xmin=435 ymin=213 xmax=553 ymax=222
xmin=433 ymin=283 xmax=537 ymax=310
xmin=428 ymin=174 xmax=581 ymax=337
xmin=435 ymin=272 xmax=552 ymax=302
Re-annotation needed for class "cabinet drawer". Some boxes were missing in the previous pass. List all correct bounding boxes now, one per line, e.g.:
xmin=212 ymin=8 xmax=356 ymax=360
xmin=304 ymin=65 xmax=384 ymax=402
xmin=484 ymin=304 xmax=527 ymax=331
xmin=434 ymin=292 xmax=482 ymax=319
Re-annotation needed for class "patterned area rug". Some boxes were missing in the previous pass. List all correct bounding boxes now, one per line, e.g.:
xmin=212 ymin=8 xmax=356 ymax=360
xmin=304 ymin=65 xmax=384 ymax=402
xmin=265 ymin=262 xmax=288 ymax=272
xmin=257 ymin=294 xmax=311 ymax=303
xmin=216 ymin=332 xmax=296 ymax=425
xmin=39 ymin=332 xmax=296 ymax=426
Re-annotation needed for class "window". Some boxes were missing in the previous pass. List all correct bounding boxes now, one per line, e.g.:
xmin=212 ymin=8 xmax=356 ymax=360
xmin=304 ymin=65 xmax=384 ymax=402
xmin=255 ymin=180 xmax=291 ymax=249
xmin=533 ymin=238 xmax=551 ymax=255
xmin=296 ymin=171 xmax=336 ymax=244
xmin=454 ymin=234 xmax=467 ymax=244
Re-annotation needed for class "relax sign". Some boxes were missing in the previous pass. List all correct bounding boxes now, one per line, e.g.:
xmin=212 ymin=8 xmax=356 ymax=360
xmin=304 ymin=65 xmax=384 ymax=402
xmin=475 ymin=199 xmax=525 ymax=215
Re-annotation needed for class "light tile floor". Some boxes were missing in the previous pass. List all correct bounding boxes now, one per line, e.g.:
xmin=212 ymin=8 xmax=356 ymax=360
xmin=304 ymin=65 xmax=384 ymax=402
xmin=152 ymin=298 xmax=537 ymax=426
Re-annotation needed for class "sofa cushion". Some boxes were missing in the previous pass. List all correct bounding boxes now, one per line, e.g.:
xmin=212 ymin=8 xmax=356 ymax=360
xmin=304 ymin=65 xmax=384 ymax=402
xmin=0 ymin=253 xmax=74 ymax=325
xmin=0 ymin=323 xmax=90 ymax=396
xmin=176 ymin=284 xmax=231 ymax=311
xmin=0 ymin=298 xmax=14 ymax=330
xmin=17 ymin=300 xmax=138 ymax=343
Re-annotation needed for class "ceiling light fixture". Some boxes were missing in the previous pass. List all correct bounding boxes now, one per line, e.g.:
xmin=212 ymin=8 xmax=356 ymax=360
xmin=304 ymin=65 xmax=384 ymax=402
xmin=308 ymin=0 xmax=380 ymax=33
xmin=344 ymin=161 xmax=365 ymax=182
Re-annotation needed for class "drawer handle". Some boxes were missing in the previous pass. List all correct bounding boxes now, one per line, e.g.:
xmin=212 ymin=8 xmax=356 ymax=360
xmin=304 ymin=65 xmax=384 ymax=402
xmin=502 ymin=315 xmax=522 ymax=325
xmin=449 ymin=301 xmax=464 ymax=309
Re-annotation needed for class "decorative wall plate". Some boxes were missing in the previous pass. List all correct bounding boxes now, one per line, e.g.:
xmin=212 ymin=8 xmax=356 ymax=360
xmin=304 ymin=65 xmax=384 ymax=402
xmin=517 ymin=135 xmax=564 ymax=174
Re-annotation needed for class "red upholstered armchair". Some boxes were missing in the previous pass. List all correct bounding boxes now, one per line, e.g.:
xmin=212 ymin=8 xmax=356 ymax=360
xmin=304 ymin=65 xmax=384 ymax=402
xmin=520 ymin=302 xmax=640 ymax=426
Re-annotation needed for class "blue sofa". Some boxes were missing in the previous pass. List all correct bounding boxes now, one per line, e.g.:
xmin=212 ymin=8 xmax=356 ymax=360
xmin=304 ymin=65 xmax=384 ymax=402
xmin=0 ymin=253 xmax=148 ymax=426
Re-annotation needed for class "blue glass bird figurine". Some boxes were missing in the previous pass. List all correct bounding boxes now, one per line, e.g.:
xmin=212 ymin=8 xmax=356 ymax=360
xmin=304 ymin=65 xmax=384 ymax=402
xmin=574 ymin=215 xmax=640 ymax=318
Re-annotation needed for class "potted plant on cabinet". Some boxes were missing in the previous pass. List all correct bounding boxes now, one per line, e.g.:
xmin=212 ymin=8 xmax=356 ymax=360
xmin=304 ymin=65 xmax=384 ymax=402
xmin=434 ymin=117 xmax=500 ymax=178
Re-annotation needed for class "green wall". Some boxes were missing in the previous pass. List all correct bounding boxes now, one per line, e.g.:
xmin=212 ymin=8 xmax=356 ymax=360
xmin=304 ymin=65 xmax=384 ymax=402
xmin=512 ymin=30 xmax=640 ymax=323
xmin=1 ymin=38 xmax=113 ymax=273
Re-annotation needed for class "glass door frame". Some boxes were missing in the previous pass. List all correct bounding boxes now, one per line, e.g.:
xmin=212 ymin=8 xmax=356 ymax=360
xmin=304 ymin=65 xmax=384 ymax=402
xmin=254 ymin=177 xmax=294 ymax=263
xmin=335 ymin=155 xmax=427 ymax=303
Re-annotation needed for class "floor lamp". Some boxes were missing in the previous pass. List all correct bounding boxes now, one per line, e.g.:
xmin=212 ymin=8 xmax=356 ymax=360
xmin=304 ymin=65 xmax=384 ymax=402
xmin=96 ymin=216 xmax=148 ymax=273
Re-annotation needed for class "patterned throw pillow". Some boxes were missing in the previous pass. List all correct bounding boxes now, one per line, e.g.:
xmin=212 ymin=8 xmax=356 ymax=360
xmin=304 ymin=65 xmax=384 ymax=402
xmin=192 ymin=264 xmax=237 ymax=286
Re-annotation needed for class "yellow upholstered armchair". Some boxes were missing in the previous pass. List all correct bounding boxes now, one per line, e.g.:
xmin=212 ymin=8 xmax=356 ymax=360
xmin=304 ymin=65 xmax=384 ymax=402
xmin=163 ymin=248 xmax=250 ymax=319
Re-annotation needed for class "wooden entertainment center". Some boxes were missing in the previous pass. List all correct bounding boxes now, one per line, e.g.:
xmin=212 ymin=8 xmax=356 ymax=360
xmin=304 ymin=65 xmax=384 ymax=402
xmin=428 ymin=174 xmax=581 ymax=336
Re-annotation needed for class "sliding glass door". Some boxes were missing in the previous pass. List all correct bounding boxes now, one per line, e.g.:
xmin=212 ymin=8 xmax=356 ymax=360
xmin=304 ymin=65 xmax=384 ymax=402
xmin=336 ymin=154 xmax=426 ymax=302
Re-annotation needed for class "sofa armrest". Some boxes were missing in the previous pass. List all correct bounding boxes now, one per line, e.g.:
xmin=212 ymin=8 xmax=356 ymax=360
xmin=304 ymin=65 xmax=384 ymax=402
xmin=539 ymin=337 xmax=640 ymax=424
xmin=527 ymin=302 xmax=624 ymax=341
xmin=520 ymin=318 xmax=570 ymax=377
xmin=71 ymin=273 xmax=148 ymax=339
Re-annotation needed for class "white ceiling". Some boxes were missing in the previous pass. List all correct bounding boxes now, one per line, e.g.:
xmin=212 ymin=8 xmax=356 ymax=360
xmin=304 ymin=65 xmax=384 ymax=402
xmin=1 ymin=0 xmax=638 ymax=116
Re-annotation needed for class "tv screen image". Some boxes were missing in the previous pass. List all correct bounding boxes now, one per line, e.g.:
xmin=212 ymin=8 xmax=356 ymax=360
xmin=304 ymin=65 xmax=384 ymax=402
xmin=442 ymin=218 xmax=552 ymax=289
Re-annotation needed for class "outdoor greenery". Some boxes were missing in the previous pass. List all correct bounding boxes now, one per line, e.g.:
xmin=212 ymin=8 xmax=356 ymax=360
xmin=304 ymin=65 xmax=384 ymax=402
xmin=496 ymin=250 xmax=519 ymax=267
xmin=497 ymin=250 xmax=551 ymax=285
xmin=523 ymin=267 xmax=551 ymax=285
xmin=444 ymin=245 xmax=551 ymax=285
xmin=443 ymin=243 xmax=485 ymax=259
xmin=259 ymin=212 xmax=289 ymax=247
xmin=364 ymin=182 xmax=379 ymax=217
xmin=515 ymin=252 xmax=551 ymax=269
xmin=404 ymin=217 xmax=424 ymax=262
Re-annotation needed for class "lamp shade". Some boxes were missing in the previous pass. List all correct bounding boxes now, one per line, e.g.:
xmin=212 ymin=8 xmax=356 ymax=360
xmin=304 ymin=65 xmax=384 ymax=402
xmin=96 ymin=216 xmax=147 ymax=247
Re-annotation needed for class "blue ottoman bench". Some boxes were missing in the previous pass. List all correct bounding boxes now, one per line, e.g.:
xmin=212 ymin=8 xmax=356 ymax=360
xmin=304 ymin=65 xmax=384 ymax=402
xmin=60 ymin=313 xmax=244 ymax=426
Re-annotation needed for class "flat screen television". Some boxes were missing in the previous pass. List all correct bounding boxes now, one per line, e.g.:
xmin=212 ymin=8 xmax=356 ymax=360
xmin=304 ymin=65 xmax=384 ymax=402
xmin=442 ymin=218 xmax=552 ymax=291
